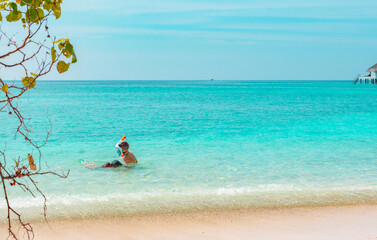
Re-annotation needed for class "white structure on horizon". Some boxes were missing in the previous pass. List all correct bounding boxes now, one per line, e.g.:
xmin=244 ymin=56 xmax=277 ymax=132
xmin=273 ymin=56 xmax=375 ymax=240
xmin=355 ymin=63 xmax=377 ymax=84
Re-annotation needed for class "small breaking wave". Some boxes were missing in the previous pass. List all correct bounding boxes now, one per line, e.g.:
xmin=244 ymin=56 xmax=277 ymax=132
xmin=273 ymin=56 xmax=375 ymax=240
xmin=1 ymin=185 xmax=376 ymax=222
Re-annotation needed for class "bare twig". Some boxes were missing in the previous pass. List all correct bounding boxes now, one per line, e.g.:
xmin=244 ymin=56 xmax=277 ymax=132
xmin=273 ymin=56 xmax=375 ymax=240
xmin=0 ymin=1 xmax=75 ymax=239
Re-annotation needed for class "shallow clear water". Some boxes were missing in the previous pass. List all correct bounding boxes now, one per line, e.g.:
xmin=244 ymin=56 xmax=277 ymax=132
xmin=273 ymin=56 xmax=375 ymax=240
xmin=0 ymin=80 xmax=376 ymax=220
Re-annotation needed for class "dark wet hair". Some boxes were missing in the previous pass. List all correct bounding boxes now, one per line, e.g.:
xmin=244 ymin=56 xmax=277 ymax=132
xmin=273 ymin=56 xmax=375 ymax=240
xmin=119 ymin=141 xmax=129 ymax=149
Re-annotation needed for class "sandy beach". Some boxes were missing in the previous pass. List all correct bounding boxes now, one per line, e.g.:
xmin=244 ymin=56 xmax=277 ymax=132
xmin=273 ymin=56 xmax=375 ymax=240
xmin=1 ymin=0 xmax=377 ymax=238
xmin=1 ymin=205 xmax=376 ymax=240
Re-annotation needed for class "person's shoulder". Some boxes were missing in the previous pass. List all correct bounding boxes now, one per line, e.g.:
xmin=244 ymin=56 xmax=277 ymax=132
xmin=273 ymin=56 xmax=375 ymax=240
xmin=127 ymin=151 xmax=136 ymax=158
xmin=128 ymin=152 xmax=137 ymax=161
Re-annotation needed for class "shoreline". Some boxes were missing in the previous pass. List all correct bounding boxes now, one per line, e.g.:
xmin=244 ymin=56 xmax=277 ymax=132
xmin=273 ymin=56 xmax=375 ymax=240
xmin=2 ymin=187 xmax=376 ymax=222
xmin=1 ymin=204 xmax=376 ymax=239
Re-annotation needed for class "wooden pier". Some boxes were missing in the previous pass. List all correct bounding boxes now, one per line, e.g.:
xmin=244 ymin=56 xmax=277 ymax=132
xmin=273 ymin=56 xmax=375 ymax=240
xmin=354 ymin=63 xmax=377 ymax=84
xmin=354 ymin=77 xmax=377 ymax=84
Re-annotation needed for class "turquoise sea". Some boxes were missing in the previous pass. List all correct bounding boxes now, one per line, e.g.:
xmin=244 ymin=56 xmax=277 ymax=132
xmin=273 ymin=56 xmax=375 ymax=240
xmin=0 ymin=80 xmax=377 ymax=220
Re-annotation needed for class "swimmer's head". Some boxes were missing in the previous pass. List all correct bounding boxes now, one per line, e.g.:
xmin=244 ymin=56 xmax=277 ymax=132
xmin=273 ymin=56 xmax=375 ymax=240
xmin=119 ymin=141 xmax=129 ymax=151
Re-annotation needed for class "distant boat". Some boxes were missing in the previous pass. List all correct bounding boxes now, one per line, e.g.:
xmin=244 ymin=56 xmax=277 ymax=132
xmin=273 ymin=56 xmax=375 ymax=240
xmin=210 ymin=78 xmax=214 ymax=81
xmin=354 ymin=63 xmax=377 ymax=84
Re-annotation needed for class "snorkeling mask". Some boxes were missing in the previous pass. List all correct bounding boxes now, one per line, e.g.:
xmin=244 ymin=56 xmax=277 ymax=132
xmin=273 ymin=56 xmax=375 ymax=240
xmin=115 ymin=136 xmax=127 ymax=157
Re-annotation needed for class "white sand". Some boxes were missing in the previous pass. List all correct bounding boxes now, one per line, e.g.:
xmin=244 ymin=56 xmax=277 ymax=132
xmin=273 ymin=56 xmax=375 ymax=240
xmin=1 ymin=205 xmax=377 ymax=240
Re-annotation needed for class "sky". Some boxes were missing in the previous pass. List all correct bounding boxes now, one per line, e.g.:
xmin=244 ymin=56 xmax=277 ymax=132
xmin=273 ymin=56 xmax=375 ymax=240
xmin=10 ymin=0 xmax=377 ymax=80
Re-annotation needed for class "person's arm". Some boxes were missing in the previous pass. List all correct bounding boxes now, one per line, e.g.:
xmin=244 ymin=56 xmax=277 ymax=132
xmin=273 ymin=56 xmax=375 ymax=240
xmin=101 ymin=162 xmax=112 ymax=168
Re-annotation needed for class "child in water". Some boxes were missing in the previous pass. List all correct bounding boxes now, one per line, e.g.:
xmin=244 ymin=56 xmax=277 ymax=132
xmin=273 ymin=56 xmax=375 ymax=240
xmin=101 ymin=141 xmax=138 ymax=168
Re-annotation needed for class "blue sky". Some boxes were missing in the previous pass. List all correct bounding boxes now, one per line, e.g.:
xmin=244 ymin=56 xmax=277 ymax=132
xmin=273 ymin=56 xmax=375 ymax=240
xmin=44 ymin=0 xmax=377 ymax=80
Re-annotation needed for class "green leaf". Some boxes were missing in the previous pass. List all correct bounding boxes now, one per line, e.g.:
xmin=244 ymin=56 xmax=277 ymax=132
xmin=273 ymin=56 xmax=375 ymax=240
xmin=26 ymin=7 xmax=44 ymax=22
xmin=0 ymin=3 xmax=6 ymax=10
xmin=1 ymin=83 xmax=8 ymax=93
xmin=65 ymin=43 xmax=74 ymax=55
xmin=51 ymin=47 xmax=56 ymax=62
xmin=72 ymin=54 xmax=77 ymax=64
xmin=65 ymin=43 xmax=77 ymax=63
xmin=42 ymin=1 xmax=51 ymax=11
xmin=28 ymin=8 xmax=39 ymax=22
xmin=10 ymin=2 xmax=17 ymax=13
xmin=52 ymin=3 xmax=61 ymax=19
xmin=0 ymin=12 xmax=2 ymax=22
xmin=30 ymin=72 xmax=38 ymax=77
xmin=37 ymin=8 xmax=44 ymax=20
xmin=65 ymin=43 xmax=73 ymax=54
xmin=22 ymin=77 xmax=36 ymax=89
xmin=58 ymin=42 xmax=64 ymax=50
xmin=32 ymin=0 xmax=42 ymax=7
xmin=6 ymin=12 xmax=11 ymax=22
xmin=57 ymin=61 xmax=70 ymax=73
xmin=6 ymin=11 xmax=22 ymax=22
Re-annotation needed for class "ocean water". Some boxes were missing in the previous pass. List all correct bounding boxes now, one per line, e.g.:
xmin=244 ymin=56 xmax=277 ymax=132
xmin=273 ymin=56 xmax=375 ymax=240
xmin=0 ymin=80 xmax=376 ymax=220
